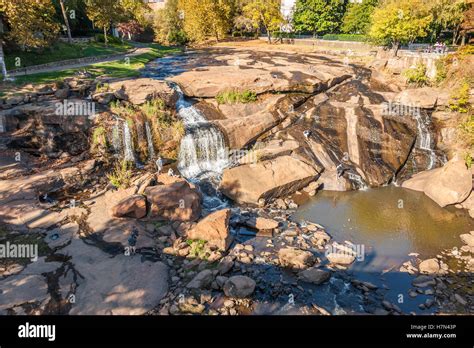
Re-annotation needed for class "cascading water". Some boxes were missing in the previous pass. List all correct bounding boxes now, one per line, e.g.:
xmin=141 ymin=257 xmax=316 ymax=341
xmin=413 ymin=111 xmax=436 ymax=170
xmin=111 ymin=120 xmax=122 ymax=155
xmin=0 ymin=115 xmax=5 ymax=133
xmin=175 ymin=86 xmax=228 ymax=179
xmin=142 ymin=55 xmax=229 ymax=211
xmin=145 ymin=122 xmax=155 ymax=160
xmin=347 ymin=172 xmax=368 ymax=190
xmin=123 ymin=121 xmax=135 ymax=162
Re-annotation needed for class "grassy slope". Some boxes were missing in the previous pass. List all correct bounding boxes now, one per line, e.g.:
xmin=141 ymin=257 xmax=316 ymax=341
xmin=5 ymin=41 xmax=134 ymax=71
xmin=10 ymin=44 xmax=182 ymax=86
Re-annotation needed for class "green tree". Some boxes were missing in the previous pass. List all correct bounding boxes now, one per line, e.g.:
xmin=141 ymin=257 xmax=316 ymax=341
xmin=2 ymin=0 xmax=60 ymax=50
xmin=430 ymin=0 xmax=469 ymax=45
xmin=342 ymin=0 xmax=378 ymax=34
xmin=293 ymin=0 xmax=347 ymax=36
xmin=85 ymin=0 xmax=120 ymax=45
xmin=85 ymin=0 xmax=148 ymax=45
xmin=242 ymin=0 xmax=283 ymax=43
xmin=179 ymin=0 xmax=233 ymax=42
xmin=369 ymin=0 xmax=433 ymax=56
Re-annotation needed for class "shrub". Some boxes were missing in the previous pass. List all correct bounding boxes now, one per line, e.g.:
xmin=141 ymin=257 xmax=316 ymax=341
xmin=186 ymin=239 xmax=208 ymax=259
xmin=457 ymin=45 xmax=474 ymax=57
xmin=465 ymin=153 xmax=473 ymax=169
xmin=434 ymin=58 xmax=447 ymax=84
xmin=140 ymin=99 xmax=166 ymax=118
xmin=460 ymin=115 xmax=474 ymax=147
xmin=95 ymin=82 xmax=110 ymax=93
xmin=322 ymin=34 xmax=368 ymax=42
xmin=91 ymin=126 xmax=107 ymax=152
xmin=449 ymin=81 xmax=471 ymax=113
xmin=107 ymin=160 xmax=133 ymax=189
xmin=403 ymin=63 xmax=429 ymax=87
xmin=94 ymin=34 xmax=123 ymax=45
xmin=216 ymin=90 xmax=257 ymax=104
xmin=167 ymin=30 xmax=188 ymax=46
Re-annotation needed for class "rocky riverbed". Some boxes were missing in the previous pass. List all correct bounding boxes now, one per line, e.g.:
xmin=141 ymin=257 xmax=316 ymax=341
xmin=0 ymin=42 xmax=472 ymax=315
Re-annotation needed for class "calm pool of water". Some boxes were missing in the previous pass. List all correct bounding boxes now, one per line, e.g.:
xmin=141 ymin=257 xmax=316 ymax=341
xmin=293 ymin=186 xmax=474 ymax=313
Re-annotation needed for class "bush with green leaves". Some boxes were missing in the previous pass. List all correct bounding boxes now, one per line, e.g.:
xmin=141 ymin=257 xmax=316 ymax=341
xmin=186 ymin=239 xmax=208 ymax=259
xmin=465 ymin=153 xmax=473 ymax=169
xmin=107 ymin=160 xmax=133 ymax=189
xmin=322 ymin=34 xmax=368 ymax=42
xmin=91 ymin=126 xmax=107 ymax=153
xmin=403 ymin=63 xmax=429 ymax=87
xmin=449 ymin=81 xmax=470 ymax=113
xmin=216 ymin=90 xmax=257 ymax=104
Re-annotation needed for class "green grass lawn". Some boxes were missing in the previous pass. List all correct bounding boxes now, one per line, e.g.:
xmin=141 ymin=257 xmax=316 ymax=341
xmin=9 ymin=45 xmax=182 ymax=86
xmin=5 ymin=41 xmax=134 ymax=70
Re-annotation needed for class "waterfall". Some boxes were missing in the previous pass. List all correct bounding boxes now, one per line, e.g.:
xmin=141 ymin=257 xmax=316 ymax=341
xmin=174 ymin=86 xmax=228 ymax=179
xmin=111 ymin=121 xmax=122 ymax=155
xmin=347 ymin=172 xmax=368 ymax=190
xmin=0 ymin=115 xmax=5 ymax=133
xmin=413 ymin=111 xmax=436 ymax=170
xmin=123 ymin=121 xmax=135 ymax=162
xmin=145 ymin=121 xmax=155 ymax=160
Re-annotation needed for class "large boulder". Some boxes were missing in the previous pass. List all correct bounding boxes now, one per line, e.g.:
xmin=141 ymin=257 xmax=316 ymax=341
xmin=170 ymin=50 xmax=352 ymax=97
xmin=402 ymin=159 xmax=472 ymax=207
xmin=294 ymin=80 xmax=418 ymax=188
xmin=419 ymin=258 xmax=440 ymax=274
xmin=214 ymin=109 xmax=285 ymax=149
xmin=109 ymin=78 xmax=179 ymax=107
xmin=238 ymin=139 xmax=300 ymax=165
xmin=298 ymin=267 xmax=331 ymax=284
xmin=63 ymin=238 xmax=169 ymax=315
xmin=223 ymin=276 xmax=256 ymax=298
xmin=241 ymin=216 xmax=279 ymax=230
xmin=278 ymin=248 xmax=315 ymax=270
xmin=460 ymin=190 xmax=474 ymax=218
xmin=187 ymin=209 xmax=232 ymax=250
xmin=145 ymin=181 xmax=201 ymax=222
xmin=460 ymin=232 xmax=474 ymax=247
xmin=220 ymin=156 xmax=319 ymax=205
xmin=111 ymin=195 xmax=147 ymax=219
xmin=392 ymin=87 xmax=440 ymax=109
xmin=186 ymin=270 xmax=214 ymax=289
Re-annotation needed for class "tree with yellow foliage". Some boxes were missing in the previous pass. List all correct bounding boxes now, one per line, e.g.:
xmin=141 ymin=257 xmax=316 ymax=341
xmin=1 ymin=0 xmax=60 ymax=51
xmin=242 ymin=0 xmax=283 ymax=43
xmin=369 ymin=0 xmax=433 ymax=56
xmin=178 ymin=0 xmax=233 ymax=42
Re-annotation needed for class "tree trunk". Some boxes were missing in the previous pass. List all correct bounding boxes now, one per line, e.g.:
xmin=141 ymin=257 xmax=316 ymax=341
xmin=392 ymin=41 xmax=400 ymax=57
xmin=266 ymin=28 xmax=271 ymax=44
xmin=59 ymin=0 xmax=73 ymax=44
xmin=103 ymin=26 xmax=108 ymax=46
xmin=461 ymin=34 xmax=466 ymax=46
xmin=0 ymin=40 xmax=9 ymax=81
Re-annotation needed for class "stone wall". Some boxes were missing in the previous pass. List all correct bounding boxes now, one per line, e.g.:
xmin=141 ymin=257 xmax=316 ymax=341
xmin=259 ymin=36 xmax=374 ymax=52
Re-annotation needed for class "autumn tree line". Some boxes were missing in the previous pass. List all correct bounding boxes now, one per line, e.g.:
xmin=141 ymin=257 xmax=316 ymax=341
xmin=156 ymin=0 xmax=472 ymax=51
xmin=0 ymin=0 xmax=472 ymax=57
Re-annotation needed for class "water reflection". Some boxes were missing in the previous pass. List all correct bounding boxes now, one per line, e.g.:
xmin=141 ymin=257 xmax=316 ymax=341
xmin=294 ymin=186 xmax=474 ymax=266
